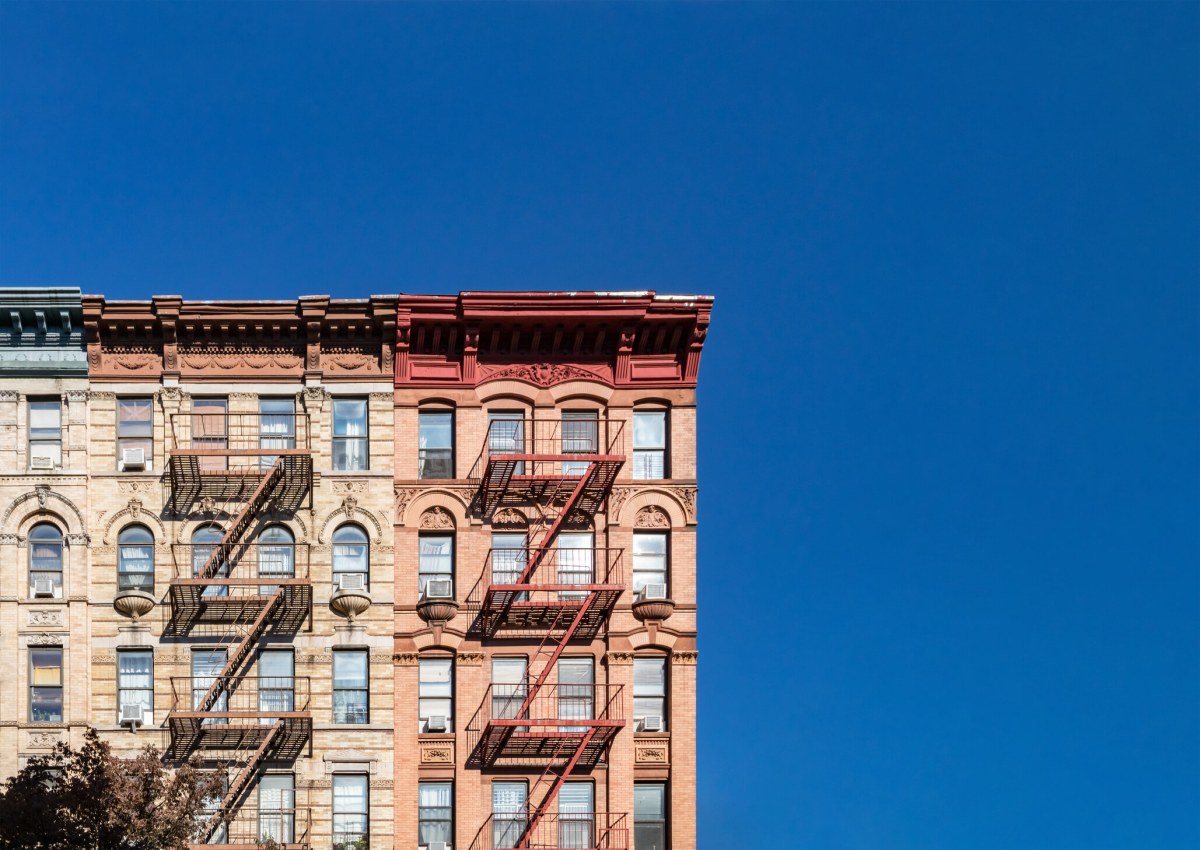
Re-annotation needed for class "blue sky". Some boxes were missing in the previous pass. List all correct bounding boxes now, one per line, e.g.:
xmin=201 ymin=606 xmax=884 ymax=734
xmin=2 ymin=3 xmax=1197 ymax=848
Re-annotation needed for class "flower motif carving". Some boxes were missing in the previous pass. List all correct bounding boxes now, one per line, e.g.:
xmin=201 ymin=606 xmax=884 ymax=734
xmin=478 ymin=362 xmax=608 ymax=387
xmin=27 ymin=610 xmax=63 ymax=627
xmin=419 ymin=507 xmax=455 ymax=530
xmin=491 ymin=507 xmax=527 ymax=527
xmin=634 ymin=506 xmax=671 ymax=528
xmin=27 ymin=732 xmax=61 ymax=749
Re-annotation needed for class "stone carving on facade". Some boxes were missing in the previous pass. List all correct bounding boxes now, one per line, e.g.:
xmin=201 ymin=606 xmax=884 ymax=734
xmin=420 ymin=745 xmax=454 ymax=764
xmin=671 ymin=651 xmax=698 ymax=665
xmin=2 ymin=487 xmax=86 ymax=535
xmin=634 ymin=506 xmax=671 ymax=529
xmin=419 ymin=507 xmax=455 ymax=530
xmin=0 ymin=390 xmax=18 ymax=402
xmin=635 ymin=742 xmax=669 ymax=764
xmin=303 ymin=386 xmax=329 ymax=407
xmin=27 ymin=732 xmax=61 ymax=749
xmin=608 ymin=487 xmax=633 ymax=518
xmin=605 ymin=651 xmax=635 ymax=666
xmin=26 ymin=633 xmax=62 ymax=647
xmin=157 ymin=386 xmax=183 ymax=402
xmin=670 ymin=486 xmax=698 ymax=521
xmin=318 ymin=497 xmax=383 ymax=543
xmin=65 ymin=532 xmax=90 ymax=546
xmin=394 ymin=653 xmax=421 ymax=666
xmin=0 ymin=533 xmax=18 ymax=545
xmin=477 ymin=362 xmax=608 ymax=387
xmin=491 ymin=507 xmax=527 ymax=527
xmin=35 ymin=484 xmax=49 ymax=509
xmin=65 ymin=390 xmax=89 ymax=403
xmin=27 ymin=610 xmax=63 ymax=627
xmin=180 ymin=351 xmax=303 ymax=372
xmin=456 ymin=651 xmax=484 ymax=667
xmin=394 ymin=487 xmax=418 ymax=524
xmin=333 ymin=481 xmax=368 ymax=495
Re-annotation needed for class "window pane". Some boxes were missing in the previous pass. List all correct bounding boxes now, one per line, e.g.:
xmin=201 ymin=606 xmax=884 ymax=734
xmin=419 ymin=412 xmax=452 ymax=449
xmin=29 ymin=401 xmax=61 ymax=436
xmin=31 ymin=650 xmax=62 ymax=685
xmin=634 ymin=784 xmax=665 ymax=818
xmin=333 ymin=400 xmax=367 ymax=436
xmin=633 ymin=411 xmax=666 ymax=449
xmin=118 ymin=399 xmax=153 ymax=436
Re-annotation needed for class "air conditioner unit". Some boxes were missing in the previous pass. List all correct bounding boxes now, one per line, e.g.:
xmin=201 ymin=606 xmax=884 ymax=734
xmin=33 ymin=576 xmax=55 ymax=598
xmin=426 ymin=715 xmax=448 ymax=733
xmin=30 ymin=456 xmax=54 ymax=470
xmin=641 ymin=715 xmax=663 ymax=733
xmin=119 ymin=704 xmax=144 ymax=727
xmin=428 ymin=842 xmax=449 ymax=850
xmin=121 ymin=448 xmax=146 ymax=471
xmin=423 ymin=579 xmax=453 ymax=600
xmin=337 ymin=573 xmax=366 ymax=592
xmin=638 ymin=583 xmax=668 ymax=601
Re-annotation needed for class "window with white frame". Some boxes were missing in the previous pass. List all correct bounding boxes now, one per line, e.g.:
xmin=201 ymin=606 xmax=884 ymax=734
xmin=332 ymin=399 xmax=368 ymax=471
xmin=117 ymin=397 xmax=153 ymax=470
xmin=28 ymin=399 xmax=62 ymax=469
xmin=491 ymin=656 xmax=527 ymax=724
xmin=30 ymin=647 xmax=63 ymax=722
xmin=632 ymin=532 xmax=668 ymax=596
xmin=259 ymin=397 xmax=296 ymax=469
xmin=29 ymin=523 xmax=64 ymax=599
xmin=559 ymin=782 xmax=595 ymax=850
xmin=333 ymin=650 xmax=369 ymax=725
xmin=492 ymin=781 xmax=527 ymax=850
xmin=117 ymin=649 xmax=153 ymax=722
xmin=192 ymin=398 xmax=228 ymax=472
xmin=332 ymin=524 xmax=369 ymax=589
xmin=418 ymin=781 xmax=453 ymax=849
xmin=332 ymin=774 xmax=368 ymax=850
xmin=633 ymin=657 xmax=666 ymax=731
xmin=561 ymin=410 xmax=598 ymax=477
xmin=557 ymin=657 xmax=594 ymax=732
xmin=419 ymin=410 xmax=454 ymax=479
xmin=118 ymin=525 xmax=154 ymax=593
xmin=419 ymin=533 xmax=453 ymax=598
xmin=556 ymin=532 xmax=593 ymax=600
xmin=258 ymin=774 xmax=295 ymax=845
xmin=419 ymin=657 xmax=453 ymax=732
xmin=634 ymin=784 xmax=668 ymax=850
xmin=633 ymin=410 xmax=667 ymax=479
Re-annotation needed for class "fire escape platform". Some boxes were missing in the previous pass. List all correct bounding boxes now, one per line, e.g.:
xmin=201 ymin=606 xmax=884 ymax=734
xmin=166 ymin=581 xmax=312 ymax=637
xmin=473 ymin=585 xmax=622 ymax=641
xmin=166 ymin=715 xmax=311 ymax=761
xmin=475 ymin=457 xmax=623 ymax=520
xmin=167 ymin=453 xmax=312 ymax=514
xmin=471 ymin=721 xmax=623 ymax=770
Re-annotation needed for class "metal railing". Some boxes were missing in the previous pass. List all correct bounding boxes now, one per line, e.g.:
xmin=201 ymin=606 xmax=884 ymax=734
xmin=169 ymin=413 xmax=311 ymax=454
xmin=467 ymin=547 xmax=624 ymax=605
xmin=469 ymin=418 xmax=625 ymax=479
xmin=467 ymin=684 xmax=624 ymax=734
xmin=196 ymin=806 xmax=311 ymax=847
xmin=470 ymin=812 xmax=629 ymax=850
xmin=171 ymin=544 xmax=311 ymax=581
xmin=169 ymin=676 xmax=312 ymax=715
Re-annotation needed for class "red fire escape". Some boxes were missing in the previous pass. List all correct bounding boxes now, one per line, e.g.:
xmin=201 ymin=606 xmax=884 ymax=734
xmin=466 ymin=418 xmax=629 ymax=850
xmin=165 ymin=412 xmax=313 ymax=849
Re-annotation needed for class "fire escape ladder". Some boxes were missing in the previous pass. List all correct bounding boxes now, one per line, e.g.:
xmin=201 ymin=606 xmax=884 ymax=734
xmin=195 ymin=588 xmax=284 ymax=715
xmin=202 ymin=721 xmax=284 ymax=842
xmin=197 ymin=461 xmax=284 ymax=580
xmin=518 ymin=728 xmax=599 ymax=848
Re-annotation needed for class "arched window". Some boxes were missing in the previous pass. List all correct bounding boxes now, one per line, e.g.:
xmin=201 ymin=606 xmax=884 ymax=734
xmin=192 ymin=524 xmax=226 ymax=598
xmin=257 ymin=525 xmax=295 ymax=582
xmin=332 ymin=525 xmax=369 ymax=589
xmin=118 ymin=525 xmax=154 ymax=593
xmin=29 ymin=523 xmax=63 ymax=598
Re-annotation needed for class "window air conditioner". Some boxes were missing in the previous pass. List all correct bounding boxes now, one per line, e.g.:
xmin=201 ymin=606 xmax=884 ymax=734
xmin=638 ymin=583 xmax=668 ymax=601
xmin=641 ymin=715 xmax=663 ymax=733
xmin=337 ymin=573 xmax=366 ymax=592
xmin=426 ymin=715 xmax=448 ymax=733
xmin=121 ymin=448 xmax=146 ymax=471
xmin=423 ymin=579 xmax=453 ymax=600
xmin=30 ymin=456 xmax=54 ymax=470
xmin=119 ymin=704 xmax=144 ymax=727
xmin=33 ymin=576 xmax=55 ymax=598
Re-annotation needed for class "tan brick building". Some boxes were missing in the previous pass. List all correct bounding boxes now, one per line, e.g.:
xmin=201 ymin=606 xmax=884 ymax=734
xmin=0 ymin=287 xmax=710 ymax=850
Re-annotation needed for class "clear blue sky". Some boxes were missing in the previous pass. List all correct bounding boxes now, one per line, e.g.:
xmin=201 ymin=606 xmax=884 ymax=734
xmin=2 ymin=3 xmax=1197 ymax=848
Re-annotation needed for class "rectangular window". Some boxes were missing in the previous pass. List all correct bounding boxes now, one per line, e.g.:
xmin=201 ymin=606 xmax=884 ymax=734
xmin=28 ymin=399 xmax=62 ymax=468
xmin=634 ymin=657 xmax=667 ymax=731
xmin=634 ymin=784 xmax=668 ymax=850
xmin=258 ymin=650 xmax=294 ymax=721
xmin=333 ymin=650 xmax=369 ymax=725
xmin=30 ymin=648 xmax=63 ymax=722
xmin=633 ymin=411 xmax=667 ymax=479
xmin=117 ymin=398 xmax=153 ymax=470
xmin=561 ymin=410 xmax=599 ymax=477
xmin=419 ymin=657 xmax=453 ymax=732
xmin=258 ymin=774 xmax=295 ymax=845
xmin=332 ymin=399 xmax=369 ymax=471
xmin=192 ymin=398 xmax=228 ymax=471
xmin=491 ymin=532 xmax=527 ymax=585
xmin=117 ymin=649 xmax=153 ymax=721
xmin=492 ymin=781 xmax=527 ymax=850
xmin=491 ymin=657 xmax=527 ymax=726
xmin=557 ymin=532 xmax=593 ymax=600
xmin=557 ymin=657 xmax=594 ymax=732
xmin=29 ymin=529 xmax=63 ymax=598
xmin=332 ymin=774 xmax=368 ymax=850
xmin=418 ymin=782 xmax=453 ymax=849
xmin=259 ymin=398 xmax=296 ymax=468
xmin=632 ymin=532 xmax=668 ymax=595
xmin=559 ymin=782 xmax=595 ymax=850
xmin=419 ymin=411 xmax=454 ymax=479
xmin=419 ymin=534 xmax=454 ymax=597
xmin=487 ymin=411 xmax=524 ymax=474
xmin=192 ymin=649 xmax=228 ymax=723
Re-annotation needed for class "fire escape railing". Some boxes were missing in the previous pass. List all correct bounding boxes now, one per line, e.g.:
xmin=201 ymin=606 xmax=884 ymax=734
xmin=469 ymin=812 xmax=630 ymax=850
xmin=467 ymin=418 xmax=628 ymax=849
xmin=165 ymin=412 xmax=313 ymax=849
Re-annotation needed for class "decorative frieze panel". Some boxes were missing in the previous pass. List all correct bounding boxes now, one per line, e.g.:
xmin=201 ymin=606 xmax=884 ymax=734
xmin=420 ymin=742 xmax=454 ymax=764
xmin=635 ymin=737 xmax=670 ymax=765
xmin=26 ymin=609 xmax=64 ymax=628
xmin=27 ymin=730 xmax=63 ymax=750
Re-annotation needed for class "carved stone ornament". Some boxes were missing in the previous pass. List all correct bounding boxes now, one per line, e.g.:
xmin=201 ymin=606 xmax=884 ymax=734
xmin=65 ymin=390 xmax=89 ymax=403
xmin=26 ymin=633 xmax=62 ymax=647
xmin=0 ymin=533 xmax=19 ymax=545
xmin=420 ymin=745 xmax=453 ymax=764
xmin=341 ymin=495 xmax=358 ymax=514
xmin=197 ymin=495 xmax=217 ymax=516
xmin=635 ymin=743 xmax=669 ymax=764
xmin=634 ymin=506 xmax=671 ymax=529
xmin=0 ymin=390 xmax=18 ymax=402
xmin=27 ymin=610 xmax=63 ymax=627
xmin=605 ymin=651 xmax=635 ymax=666
xmin=394 ymin=487 xmax=418 ymax=523
xmin=456 ymin=651 xmax=484 ymax=667
xmin=479 ymin=362 xmax=607 ymax=387
xmin=27 ymin=731 xmax=62 ymax=749
xmin=394 ymin=652 xmax=421 ymax=666
xmin=670 ymin=486 xmax=698 ymax=521
xmin=419 ymin=507 xmax=455 ymax=530
xmin=607 ymin=487 xmax=632 ymax=518
xmin=158 ymin=386 xmax=182 ymax=401
xmin=35 ymin=484 xmax=50 ymax=509
xmin=491 ymin=507 xmax=527 ymax=527
xmin=671 ymin=651 xmax=698 ymax=665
